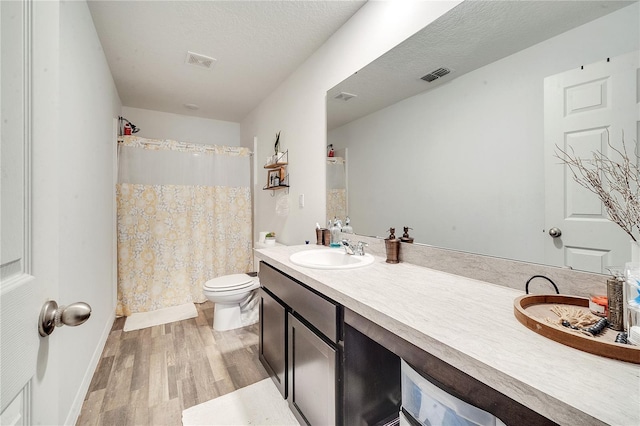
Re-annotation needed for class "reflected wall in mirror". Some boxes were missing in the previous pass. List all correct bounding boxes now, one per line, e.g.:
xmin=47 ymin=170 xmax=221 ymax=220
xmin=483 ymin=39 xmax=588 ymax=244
xmin=327 ymin=1 xmax=639 ymax=273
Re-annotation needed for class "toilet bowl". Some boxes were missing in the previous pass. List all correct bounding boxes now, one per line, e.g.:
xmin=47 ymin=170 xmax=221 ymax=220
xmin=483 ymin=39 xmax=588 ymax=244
xmin=203 ymin=274 xmax=260 ymax=331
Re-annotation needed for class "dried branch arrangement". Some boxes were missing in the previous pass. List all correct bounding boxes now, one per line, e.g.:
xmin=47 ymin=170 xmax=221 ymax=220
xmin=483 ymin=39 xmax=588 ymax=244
xmin=555 ymin=133 xmax=640 ymax=242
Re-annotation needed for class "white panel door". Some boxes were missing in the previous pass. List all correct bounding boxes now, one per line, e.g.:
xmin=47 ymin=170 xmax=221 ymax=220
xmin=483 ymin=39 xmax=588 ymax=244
xmin=544 ymin=51 xmax=639 ymax=273
xmin=0 ymin=1 xmax=42 ymax=423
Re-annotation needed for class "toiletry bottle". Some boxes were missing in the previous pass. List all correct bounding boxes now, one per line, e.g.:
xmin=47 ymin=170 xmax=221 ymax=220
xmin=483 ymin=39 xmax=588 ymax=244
xmin=385 ymin=227 xmax=400 ymax=264
xmin=607 ymin=276 xmax=624 ymax=331
xmin=400 ymin=226 xmax=414 ymax=243
xmin=330 ymin=218 xmax=342 ymax=247
xmin=316 ymin=223 xmax=324 ymax=245
xmin=343 ymin=217 xmax=353 ymax=234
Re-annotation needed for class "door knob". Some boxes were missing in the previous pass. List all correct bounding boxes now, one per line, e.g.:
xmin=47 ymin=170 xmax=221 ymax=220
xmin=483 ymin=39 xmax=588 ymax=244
xmin=39 ymin=300 xmax=92 ymax=337
xmin=548 ymin=227 xmax=562 ymax=238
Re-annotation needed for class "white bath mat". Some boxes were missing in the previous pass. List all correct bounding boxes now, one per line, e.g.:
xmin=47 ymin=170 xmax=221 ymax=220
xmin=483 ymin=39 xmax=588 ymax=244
xmin=123 ymin=303 xmax=198 ymax=332
xmin=182 ymin=378 xmax=299 ymax=425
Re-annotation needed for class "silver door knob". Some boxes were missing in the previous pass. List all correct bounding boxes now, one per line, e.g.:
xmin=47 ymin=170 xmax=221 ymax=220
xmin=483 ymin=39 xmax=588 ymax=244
xmin=39 ymin=300 xmax=91 ymax=336
xmin=548 ymin=227 xmax=562 ymax=238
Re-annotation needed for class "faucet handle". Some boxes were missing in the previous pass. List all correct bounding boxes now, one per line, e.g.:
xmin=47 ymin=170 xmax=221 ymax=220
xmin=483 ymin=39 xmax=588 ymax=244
xmin=355 ymin=241 xmax=368 ymax=255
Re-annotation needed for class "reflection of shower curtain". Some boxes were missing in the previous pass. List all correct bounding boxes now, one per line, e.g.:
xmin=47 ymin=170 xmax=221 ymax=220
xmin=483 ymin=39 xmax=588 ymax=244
xmin=327 ymin=157 xmax=347 ymax=222
xmin=116 ymin=136 xmax=252 ymax=316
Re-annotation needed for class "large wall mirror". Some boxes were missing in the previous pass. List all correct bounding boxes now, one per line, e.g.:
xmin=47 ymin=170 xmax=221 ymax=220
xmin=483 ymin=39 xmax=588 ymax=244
xmin=327 ymin=0 xmax=639 ymax=274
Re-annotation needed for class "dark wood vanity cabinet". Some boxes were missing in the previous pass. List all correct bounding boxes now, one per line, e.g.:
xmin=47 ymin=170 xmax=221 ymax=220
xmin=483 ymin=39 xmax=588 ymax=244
xmin=258 ymin=262 xmax=340 ymax=425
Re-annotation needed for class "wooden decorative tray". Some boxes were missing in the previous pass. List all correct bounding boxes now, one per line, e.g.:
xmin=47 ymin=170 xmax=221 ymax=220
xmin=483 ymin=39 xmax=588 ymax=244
xmin=514 ymin=294 xmax=640 ymax=364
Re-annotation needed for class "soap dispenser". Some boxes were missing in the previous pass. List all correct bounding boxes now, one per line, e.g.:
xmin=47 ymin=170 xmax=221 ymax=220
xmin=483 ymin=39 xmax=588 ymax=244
xmin=400 ymin=226 xmax=414 ymax=243
xmin=343 ymin=217 xmax=353 ymax=234
xmin=385 ymin=227 xmax=400 ymax=264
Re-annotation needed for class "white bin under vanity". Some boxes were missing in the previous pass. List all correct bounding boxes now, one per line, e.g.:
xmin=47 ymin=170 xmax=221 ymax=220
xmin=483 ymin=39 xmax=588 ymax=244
xmin=400 ymin=360 xmax=506 ymax=426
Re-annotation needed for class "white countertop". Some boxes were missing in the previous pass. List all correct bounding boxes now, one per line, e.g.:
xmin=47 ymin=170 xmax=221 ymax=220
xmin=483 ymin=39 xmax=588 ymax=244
xmin=255 ymin=245 xmax=640 ymax=426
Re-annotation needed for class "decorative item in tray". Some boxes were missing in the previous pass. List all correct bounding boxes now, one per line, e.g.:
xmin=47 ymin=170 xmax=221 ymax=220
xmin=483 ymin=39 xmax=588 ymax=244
xmin=514 ymin=294 xmax=640 ymax=364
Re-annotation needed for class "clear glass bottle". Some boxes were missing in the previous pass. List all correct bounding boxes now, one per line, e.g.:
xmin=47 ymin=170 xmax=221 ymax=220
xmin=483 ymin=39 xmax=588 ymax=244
xmin=342 ymin=217 xmax=353 ymax=234
xmin=330 ymin=218 xmax=342 ymax=247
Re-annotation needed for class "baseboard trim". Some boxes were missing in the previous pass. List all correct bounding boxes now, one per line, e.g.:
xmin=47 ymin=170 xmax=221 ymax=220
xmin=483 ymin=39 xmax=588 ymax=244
xmin=64 ymin=310 xmax=116 ymax=426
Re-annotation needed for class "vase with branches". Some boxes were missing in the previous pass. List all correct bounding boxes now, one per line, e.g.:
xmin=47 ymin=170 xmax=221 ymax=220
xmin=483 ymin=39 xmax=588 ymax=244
xmin=555 ymin=132 xmax=640 ymax=243
xmin=274 ymin=131 xmax=280 ymax=155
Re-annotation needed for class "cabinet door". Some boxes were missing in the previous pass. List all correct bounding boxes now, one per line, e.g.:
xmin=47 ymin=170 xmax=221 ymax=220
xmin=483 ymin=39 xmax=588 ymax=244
xmin=259 ymin=288 xmax=287 ymax=398
xmin=288 ymin=313 xmax=337 ymax=426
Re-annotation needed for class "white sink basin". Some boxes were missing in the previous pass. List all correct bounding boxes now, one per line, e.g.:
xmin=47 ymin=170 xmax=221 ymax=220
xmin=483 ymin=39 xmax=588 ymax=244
xmin=289 ymin=249 xmax=375 ymax=270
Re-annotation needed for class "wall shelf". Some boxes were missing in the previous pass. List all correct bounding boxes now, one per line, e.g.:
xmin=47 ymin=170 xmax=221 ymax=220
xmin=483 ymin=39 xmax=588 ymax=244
xmin=264 ymin=150 xmax=289 ymax=195
xmin=264 ymin=150 xmax=288 ymax=169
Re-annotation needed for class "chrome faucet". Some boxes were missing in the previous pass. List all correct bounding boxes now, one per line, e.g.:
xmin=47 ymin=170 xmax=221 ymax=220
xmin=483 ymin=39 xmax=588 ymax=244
xmin=341 ymin=239 xmax=355 ymax=255
xmin=341 ymin=239 xmax=368 ymax=256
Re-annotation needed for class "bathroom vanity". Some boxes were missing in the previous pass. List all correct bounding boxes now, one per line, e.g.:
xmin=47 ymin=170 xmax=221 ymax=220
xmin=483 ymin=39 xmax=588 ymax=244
xmin=259 ymin=262 xmax=340 ymax=425
xmin=256 ymin=245 xmax=639 ymax=426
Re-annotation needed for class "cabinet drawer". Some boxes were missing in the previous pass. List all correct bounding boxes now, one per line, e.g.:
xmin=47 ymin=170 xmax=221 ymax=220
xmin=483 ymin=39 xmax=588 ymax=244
xmin=259 ymin=262 xmax=339 ymax=343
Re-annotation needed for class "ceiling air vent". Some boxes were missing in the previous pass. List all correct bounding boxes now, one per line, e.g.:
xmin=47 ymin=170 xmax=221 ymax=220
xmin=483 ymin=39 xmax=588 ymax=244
xmin=334 ymin=92 xmax=358 ymax=101
xmin=421 ymin=67 xmax=451 ymax=82
xmin=185 ymin=51 xmax=217 ymax=69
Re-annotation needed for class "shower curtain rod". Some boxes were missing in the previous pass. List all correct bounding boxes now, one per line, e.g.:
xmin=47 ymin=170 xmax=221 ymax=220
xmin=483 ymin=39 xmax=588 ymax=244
xmin=119 ymin=138 xmax=253 ymax=155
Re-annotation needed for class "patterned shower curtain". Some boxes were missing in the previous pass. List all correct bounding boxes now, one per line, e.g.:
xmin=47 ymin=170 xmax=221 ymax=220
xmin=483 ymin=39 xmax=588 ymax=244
xmin=326 ymin=157 xmax=347 ymax=223
xmin=116 ymin=136 xmax=252 ymax=316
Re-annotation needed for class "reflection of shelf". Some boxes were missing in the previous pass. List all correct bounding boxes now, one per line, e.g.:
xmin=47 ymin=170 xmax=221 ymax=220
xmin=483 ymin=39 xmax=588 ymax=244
xmin=264 ymin=150 xmax=288 ymax=168
xmin=263 ymin=184 xmax=290 ymax=191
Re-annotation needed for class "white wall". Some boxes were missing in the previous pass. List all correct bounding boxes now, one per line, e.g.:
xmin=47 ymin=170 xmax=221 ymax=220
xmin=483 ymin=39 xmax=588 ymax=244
xmin=328 ymin=4 xmax=639 ymax=264
xmin=122 ymin=106 xmax=240 ymax=146
xmin=31 ymin=1 xmax=122 ymax=424
xmin=241 ymin=1 xmax=462 ymax=245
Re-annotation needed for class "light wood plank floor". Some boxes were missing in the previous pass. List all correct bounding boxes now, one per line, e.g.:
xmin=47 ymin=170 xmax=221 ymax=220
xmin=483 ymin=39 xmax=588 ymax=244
xmin=76 ymin=301 xmax=268 ymax=425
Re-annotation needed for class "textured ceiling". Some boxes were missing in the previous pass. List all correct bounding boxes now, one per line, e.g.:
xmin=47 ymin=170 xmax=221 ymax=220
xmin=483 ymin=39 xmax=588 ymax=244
xmin=327 ymin=0 xmax=636 ymax=130
xmin=87 ymin=0 xmax=366 ymax=122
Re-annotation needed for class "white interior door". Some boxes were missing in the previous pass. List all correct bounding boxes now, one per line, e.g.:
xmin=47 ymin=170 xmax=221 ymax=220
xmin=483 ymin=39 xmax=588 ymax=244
xmin=544 ymin=51 xmax=639 ymax=273
xmin=0 ymin=1 xmax=46 ymax=423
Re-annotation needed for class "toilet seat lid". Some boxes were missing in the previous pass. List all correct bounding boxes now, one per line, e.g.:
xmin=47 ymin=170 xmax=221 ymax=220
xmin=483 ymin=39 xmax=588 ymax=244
xmin=204 ymin=274 xmax=255 ymax=290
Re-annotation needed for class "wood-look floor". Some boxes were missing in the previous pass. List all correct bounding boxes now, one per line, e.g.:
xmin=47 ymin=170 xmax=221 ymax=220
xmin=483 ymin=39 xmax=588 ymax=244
xmin=76 ymin=301 xmax=268 ymax=425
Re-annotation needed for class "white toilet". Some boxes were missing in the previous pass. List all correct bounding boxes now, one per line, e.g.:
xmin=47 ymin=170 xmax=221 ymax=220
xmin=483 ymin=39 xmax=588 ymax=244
xmin=203 ymin=274 xmax=260 ymax=331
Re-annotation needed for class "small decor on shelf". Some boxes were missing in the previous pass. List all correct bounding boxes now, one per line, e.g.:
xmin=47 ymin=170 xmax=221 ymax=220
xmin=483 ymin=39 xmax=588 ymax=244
xmin=267 ymin=169 xmax=280 ymax=188
xmin=274 ymin=132 xmax=280 ymax=155
xmin=270 ymin=131 xmax=284 ymax=165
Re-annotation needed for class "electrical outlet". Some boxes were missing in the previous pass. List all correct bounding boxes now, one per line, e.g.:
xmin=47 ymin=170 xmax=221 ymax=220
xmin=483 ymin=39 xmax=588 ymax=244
xmin=299 ymin=194 xmax=304 ymax=208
